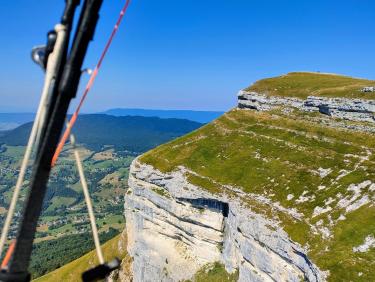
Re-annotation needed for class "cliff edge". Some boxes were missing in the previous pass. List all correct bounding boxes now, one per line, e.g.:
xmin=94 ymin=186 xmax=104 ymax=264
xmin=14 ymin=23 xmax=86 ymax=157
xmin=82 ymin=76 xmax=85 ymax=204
xmin=123 ymin=72 xmax=375 ymax=281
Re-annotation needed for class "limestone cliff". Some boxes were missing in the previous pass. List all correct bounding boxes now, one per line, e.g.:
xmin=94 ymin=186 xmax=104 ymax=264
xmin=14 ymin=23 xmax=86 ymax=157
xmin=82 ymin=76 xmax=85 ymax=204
xmin=238 ymin=91 xmax=375 ymax=124
xmin=125 ymin=161 xmax=325 ymax=282
xmin=122 ymin=72 xmax=375 ymax=282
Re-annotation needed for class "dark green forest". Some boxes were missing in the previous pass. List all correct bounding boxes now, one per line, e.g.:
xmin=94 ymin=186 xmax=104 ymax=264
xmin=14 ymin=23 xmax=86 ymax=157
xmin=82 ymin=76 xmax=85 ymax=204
xmin=30 ymin=228 xmax=119 ymax=278
xmin=0 ymin=114 xmax=202 ymax=152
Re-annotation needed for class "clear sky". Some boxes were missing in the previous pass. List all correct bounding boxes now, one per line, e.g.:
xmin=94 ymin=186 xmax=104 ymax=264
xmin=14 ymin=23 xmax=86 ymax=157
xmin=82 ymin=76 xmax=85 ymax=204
xmin=0 ymin=0 xmax=374 ymax=112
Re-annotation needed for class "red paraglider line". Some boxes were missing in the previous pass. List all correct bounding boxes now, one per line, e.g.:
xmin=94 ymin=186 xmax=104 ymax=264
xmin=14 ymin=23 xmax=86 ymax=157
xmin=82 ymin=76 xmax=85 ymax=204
xmin=1 ymin=0 xmax=131 ymax=267
xmin=51 ymin=0 xmax=131 ymax=167
xmin=1 ymin=241 xmax=15 ymax=269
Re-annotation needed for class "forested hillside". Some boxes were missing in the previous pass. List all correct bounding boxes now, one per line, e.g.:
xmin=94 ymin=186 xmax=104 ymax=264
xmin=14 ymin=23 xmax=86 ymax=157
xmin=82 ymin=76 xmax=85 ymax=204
xmin=0 ymin=114 xmax=202 ymax=279
xmin=0 ymin=114 xmax=202 ymax=152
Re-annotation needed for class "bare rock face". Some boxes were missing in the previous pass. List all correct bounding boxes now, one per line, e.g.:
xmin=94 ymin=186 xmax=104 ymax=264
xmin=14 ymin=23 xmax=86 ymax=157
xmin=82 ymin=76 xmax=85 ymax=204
xmin=361 ymin=86 xmax=375 ymax=93
xmin=238 ymin=91 xmax=375 ymax=123
xmin=124 ymin=160 xmax=326 ymax=282
xmin=125 ymin=162 xmax=224 ymax=282
xmin=238 ymin=91 xmax=304 ymax=111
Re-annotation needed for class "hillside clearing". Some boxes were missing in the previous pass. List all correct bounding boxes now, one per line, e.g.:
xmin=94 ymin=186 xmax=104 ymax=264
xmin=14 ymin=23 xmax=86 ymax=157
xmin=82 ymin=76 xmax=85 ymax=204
xmin=33 ymin=232 xmax=128 ymax=282
xmin=245 ymin=72 xmax=375 ymax=99
xmin=140 ymin=108 xmax=375 ymax=281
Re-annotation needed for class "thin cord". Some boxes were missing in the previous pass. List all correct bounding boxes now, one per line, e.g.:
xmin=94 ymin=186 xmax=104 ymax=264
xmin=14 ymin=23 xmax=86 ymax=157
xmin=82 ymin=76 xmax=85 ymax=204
xmin=52 ymin=0 xmax=131 ymax=167
xmin=69 ymin=133 xmax=104 ymax=264
xmin=0 ymin=24 xmax=67 ymax=259
xmin=1 ymin=0 xmax=131 ymax=266
xmin=0 ymin=241 xmax=15 ymax=269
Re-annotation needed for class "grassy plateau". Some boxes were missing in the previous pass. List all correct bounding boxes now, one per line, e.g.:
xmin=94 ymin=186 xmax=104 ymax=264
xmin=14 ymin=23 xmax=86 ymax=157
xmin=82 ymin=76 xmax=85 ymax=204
xmin=245 ymin=72 xmax=375 ymax=99
xmin=141 ymin=73 xmax=375 ymax=281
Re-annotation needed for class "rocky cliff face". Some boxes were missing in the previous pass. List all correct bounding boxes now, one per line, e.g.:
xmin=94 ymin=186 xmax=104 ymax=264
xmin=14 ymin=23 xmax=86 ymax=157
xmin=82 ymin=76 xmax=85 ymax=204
xmin=122 ymin=73 xmax=375 ymax=281
xmin=238 ymin=91 xmax=375 ymax=123
xmin=124 ymin=160 xmax=326 ymax=282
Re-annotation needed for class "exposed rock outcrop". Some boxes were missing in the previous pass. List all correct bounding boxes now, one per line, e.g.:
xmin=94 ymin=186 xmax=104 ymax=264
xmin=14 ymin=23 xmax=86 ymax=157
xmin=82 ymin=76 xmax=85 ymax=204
xmin=124 ymin=160 xmax=327 ymax=282
xmin=122 ymin=73 xmax=375 ymax=281
xmin=238 ymin=91 xmax=375 ymax=123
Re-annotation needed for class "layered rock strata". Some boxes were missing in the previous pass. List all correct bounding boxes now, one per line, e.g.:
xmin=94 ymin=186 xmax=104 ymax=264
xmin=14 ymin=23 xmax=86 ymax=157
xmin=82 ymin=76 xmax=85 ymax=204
xmin=124 ymin=160 xmax=326 ymax=282
xmin=238 ymin=91 xmax=375 ymax=123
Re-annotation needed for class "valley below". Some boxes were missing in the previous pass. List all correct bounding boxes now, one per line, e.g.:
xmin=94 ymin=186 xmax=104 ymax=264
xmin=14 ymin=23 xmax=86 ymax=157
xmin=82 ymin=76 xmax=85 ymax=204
xmin=1 ymin=72 xmax=374 ymax=282
xmin=0 ymin=114 xmax=202 ymax=279
xmin=124 ymin=72 xmax=375 ymax=282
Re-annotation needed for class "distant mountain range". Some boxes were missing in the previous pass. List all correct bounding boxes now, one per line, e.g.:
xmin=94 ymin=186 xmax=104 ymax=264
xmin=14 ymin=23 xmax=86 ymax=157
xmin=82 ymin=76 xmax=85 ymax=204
xmin=0 ymin=114 xmax=202 ymax=153
xmin=101 ymin=108 xmax=224 ymax=123
xmin=0 ymin=113 xmax=35 ymax=131
xmin=0 ymin=109 xmax=223 ymax=131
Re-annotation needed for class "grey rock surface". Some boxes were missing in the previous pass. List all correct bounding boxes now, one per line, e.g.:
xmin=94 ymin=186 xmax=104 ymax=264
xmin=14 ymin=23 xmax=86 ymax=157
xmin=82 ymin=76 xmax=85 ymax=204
xmin=361 ymin=86 xmax=375 ymax=93
xmin=238 ymin=91 xmax=375 ymax=123
xmin=124 ymin=160 xmax=327 ymax=281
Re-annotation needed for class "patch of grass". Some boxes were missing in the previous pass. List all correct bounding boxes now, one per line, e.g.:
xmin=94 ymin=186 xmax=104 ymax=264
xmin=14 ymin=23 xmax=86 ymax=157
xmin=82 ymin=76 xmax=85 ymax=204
xmin=2 ymin=145 xmax=25 ymax=160
xmin=187 ymin=173 xmax=221 ymax=194
xmin=33 ymin=232 xmax=128 ymax=282
xmin=140 ymin=108 xmax=375 ymax=281
xmin=30 ymin=229 xmax=119 ymax=279
xmin=245 ymin=72 xmax=375 ymax=99
xmin=96 ymin=214 xmax=125 ymax=230
xmin=45 ymin=196 xmax=76 ymax=213
xmin=310 ymin=205 xmax=375 ymax=282
xmin=189 ymin=262 xmax=238 ymax=282
xmin=69 ymin=180 xmax=82 ymax=193
xmin=152 ymin=187 xmax=171 ymax=198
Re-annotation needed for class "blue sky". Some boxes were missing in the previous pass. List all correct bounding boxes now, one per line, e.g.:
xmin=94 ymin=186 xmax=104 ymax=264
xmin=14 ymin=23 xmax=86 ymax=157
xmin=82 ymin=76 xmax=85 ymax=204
xmin=0 ymin=0 xmax=374 ymax=112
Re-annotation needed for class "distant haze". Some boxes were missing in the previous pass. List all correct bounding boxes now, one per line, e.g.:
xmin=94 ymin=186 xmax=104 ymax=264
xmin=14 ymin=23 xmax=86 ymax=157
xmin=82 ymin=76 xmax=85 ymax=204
xmin=102 ymin=108 xmax=224 ymax=123
xmin=0 ymin=108 xmax=223 ymax=130
xmin=0 ymin=113 xmax=35 ymax=131
xmin=0 ymin=114 xmax=203 ymax=153
xmin=1 ymin=1 xmax=374 ymax=113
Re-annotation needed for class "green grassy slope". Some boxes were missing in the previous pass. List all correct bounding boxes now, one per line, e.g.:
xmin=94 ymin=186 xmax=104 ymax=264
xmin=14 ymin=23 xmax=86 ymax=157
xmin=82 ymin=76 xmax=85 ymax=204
xmin=140 ymin=101 xmax=375 ymax=279
xmin=245 ymin=72 xmax=375 ymax=99
xmin=193 ymin=263 xmax=238 ymax=282
xmin=184 ymin=262 xmax=238 ymax=282
xmin=34 ymin=232 xmax=128 ymax=282
xmin=0 ymin=114 xmax=201 ymax=272
xmin=30 ymin=229 xmax=119 ymax=278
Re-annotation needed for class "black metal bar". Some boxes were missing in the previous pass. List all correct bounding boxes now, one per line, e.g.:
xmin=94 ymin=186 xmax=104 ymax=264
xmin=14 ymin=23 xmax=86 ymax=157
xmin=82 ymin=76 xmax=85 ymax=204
xmin=36 ymin=0 xmax=81 ymax=155
xmin=42 ymin=30 xmax=57 ymax=69
xmin=61 ymin=0 xmax=81 ymax=25
xmin=0 ymin=0 xmax=103 ymax=280
xmin=82 ymin=258 xmax=120 ymax=282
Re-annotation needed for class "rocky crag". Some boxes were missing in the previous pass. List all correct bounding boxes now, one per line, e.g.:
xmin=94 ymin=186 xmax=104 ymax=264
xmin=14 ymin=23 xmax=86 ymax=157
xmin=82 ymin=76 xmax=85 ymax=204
xmin=122 ymin=73 xmax=375 ymax=281
xmin=125 ymin=161 xmax=325 ymax=282
xmin=238 ymin=91 xmax=375 ymax=124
